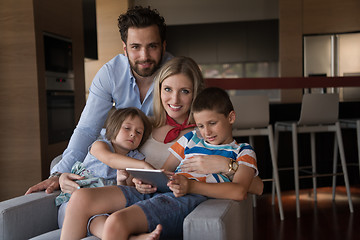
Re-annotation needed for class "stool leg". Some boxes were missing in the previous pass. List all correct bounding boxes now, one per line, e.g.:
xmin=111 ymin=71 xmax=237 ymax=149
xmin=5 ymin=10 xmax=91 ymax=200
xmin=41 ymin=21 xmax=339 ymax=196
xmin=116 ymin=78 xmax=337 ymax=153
xmin=332 ymin=137 xmax=338 ymax=201
xmin=356 ymin=120 xmax=360 ymax=177
xmin=272 ymin=124 xmax=280 ymax=205
xmin=249 ymin=136 xmax=257 ymax=208
xmin=268 ymin=125 xmax=284 ymax=220
xmin=292 ymin=123 xmax=301 ymax=218
xmin=310 ymin=132 xmax=317 ymax=202
xmin=335 ymin=122 xmax=354 ymax=213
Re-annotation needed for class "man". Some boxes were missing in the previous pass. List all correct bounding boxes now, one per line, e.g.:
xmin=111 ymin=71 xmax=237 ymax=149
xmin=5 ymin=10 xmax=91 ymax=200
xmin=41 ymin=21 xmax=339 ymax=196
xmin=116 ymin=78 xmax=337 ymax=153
xmin=26 ymin=6 xmax=172 ymax=195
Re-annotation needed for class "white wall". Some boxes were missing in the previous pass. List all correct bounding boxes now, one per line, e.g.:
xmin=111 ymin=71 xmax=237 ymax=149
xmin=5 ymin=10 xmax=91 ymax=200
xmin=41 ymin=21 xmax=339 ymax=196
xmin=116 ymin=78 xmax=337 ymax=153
xmin=133 ymin=0 xmax=279 ymax=25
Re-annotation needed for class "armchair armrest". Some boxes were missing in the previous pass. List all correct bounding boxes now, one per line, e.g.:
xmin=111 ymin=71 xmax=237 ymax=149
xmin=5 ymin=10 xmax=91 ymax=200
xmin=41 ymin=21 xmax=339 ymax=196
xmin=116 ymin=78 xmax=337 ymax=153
xmin=183 ymin=197 xmax=253 ymax=240
xmin=0 ymin=191 xmax=60 ymax=240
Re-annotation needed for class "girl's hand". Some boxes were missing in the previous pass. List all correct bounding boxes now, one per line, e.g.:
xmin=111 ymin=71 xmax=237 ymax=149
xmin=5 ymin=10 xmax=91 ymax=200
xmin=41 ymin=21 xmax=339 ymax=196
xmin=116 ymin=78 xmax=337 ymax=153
xmin=117 ymin=169 xmax=129 ymax=185
xmin=132 ymin=177 xmax=157 ymax=194
xmin=179 ymin=155 xmax=229 ymax=174
xmin=143 ymin=162 xmax=155 ymax=170
xmin=168 ymin=174 xmax=191 ymax=197
xmin=59 ymin=173 xmax=84 ymax=194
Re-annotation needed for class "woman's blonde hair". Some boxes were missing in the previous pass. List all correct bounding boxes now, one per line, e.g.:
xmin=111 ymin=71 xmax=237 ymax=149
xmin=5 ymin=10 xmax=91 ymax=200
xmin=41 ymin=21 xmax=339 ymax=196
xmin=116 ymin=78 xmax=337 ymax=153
xmin=152 ymin=56 xmax=205 ymax=128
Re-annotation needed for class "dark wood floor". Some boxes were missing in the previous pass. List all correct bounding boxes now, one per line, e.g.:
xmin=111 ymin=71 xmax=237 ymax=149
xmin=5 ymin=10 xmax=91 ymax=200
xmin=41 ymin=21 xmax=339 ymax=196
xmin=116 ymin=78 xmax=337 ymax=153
xmin=253 ymin=185 xmax=360 ymax=240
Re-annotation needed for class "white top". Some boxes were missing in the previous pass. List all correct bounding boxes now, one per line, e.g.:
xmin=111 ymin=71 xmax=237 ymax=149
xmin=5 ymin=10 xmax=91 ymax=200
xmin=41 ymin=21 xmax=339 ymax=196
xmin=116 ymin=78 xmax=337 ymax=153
xmin=140 ymin=134 xmax=175 ymax=169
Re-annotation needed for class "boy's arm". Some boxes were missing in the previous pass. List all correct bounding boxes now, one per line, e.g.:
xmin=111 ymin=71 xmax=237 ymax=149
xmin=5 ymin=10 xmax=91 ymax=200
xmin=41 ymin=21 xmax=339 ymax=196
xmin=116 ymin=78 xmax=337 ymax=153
xmin=90 ymin=141 xmax=154 ymax=170
xmin=248 ymin=176 xmax=264 ymax=195
xmin=169 ymin=165 xmax=262 ymax=201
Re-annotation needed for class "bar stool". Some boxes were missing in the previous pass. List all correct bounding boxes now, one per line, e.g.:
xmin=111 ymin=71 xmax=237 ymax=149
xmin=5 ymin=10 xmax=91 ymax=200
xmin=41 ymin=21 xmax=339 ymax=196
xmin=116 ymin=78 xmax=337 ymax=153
xmin=231 ymin=95 xmax=284 ymax=221
xmin=274 ymin=93 xmax=354 ymax=218
xmin=332 ymin=119 xmax=360 ymax=199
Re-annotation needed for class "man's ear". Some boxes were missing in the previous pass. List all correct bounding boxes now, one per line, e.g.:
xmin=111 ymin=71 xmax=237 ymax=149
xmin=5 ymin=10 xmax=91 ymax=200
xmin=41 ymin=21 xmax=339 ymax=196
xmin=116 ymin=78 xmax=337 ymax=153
xmin=122 ymin=41 xmax=127 ymax=56
xmin=228 ymin=110 xmax=236 ymax=124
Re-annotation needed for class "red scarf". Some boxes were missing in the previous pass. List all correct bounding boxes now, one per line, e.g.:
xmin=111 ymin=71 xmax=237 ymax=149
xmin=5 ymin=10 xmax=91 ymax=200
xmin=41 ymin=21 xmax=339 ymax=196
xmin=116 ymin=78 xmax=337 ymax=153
xmin=163 ymin=114 xmax=195 ymax=143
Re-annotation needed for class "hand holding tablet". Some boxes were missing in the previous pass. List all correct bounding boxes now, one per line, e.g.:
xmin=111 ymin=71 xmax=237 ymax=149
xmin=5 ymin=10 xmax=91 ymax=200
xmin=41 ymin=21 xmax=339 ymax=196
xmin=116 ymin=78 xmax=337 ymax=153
xmin=126 ymin=168 xmax=171 ymax=192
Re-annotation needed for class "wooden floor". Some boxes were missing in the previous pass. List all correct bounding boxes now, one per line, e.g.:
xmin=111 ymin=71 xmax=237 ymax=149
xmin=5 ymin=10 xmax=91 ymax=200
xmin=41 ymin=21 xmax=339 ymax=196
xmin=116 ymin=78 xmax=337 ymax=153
xmin=253 ymin=185 xmax=360 ymax=240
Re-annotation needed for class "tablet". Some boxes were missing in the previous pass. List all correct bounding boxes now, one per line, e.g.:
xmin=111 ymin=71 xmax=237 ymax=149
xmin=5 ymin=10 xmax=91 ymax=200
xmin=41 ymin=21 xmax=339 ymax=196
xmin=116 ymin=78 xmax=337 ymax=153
xmin=126 ymin=168 xmax=171 ymax=192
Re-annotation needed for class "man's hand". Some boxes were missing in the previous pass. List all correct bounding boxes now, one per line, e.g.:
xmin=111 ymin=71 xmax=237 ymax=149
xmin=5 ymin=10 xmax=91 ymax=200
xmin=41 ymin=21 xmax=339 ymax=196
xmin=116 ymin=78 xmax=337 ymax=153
xmin=59 ymin=173 xmax=84 ymax=194
xmin=168 ymin=174 xmax=191 ymax=198
xmin=25 ymin=177 xmax=60 ymax=195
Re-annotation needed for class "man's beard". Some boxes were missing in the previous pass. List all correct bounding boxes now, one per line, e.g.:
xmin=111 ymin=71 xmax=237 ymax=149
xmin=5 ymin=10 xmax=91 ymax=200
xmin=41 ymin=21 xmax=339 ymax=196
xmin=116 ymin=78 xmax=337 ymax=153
xmin=127 ymin=50 xmax=163 ymax=78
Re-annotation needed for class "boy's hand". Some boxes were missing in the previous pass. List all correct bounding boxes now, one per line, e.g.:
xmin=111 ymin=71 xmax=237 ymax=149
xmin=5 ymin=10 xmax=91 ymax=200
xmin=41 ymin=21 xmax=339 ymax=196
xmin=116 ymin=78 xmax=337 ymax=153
xmin=168 ymin=174 xmax=191 ymax=197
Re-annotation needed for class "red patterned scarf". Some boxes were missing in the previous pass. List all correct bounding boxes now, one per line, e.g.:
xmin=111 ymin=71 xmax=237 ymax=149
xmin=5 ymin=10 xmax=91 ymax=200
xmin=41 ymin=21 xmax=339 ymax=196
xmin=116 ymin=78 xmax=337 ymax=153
xmin=163 ymin=114 xmax=195 ymax=143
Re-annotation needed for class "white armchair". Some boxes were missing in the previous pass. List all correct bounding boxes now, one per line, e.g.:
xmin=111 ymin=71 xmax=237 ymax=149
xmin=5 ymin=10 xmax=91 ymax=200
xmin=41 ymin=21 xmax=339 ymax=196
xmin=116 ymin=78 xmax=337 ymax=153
xmin=0 ymin=156 xmax=253 ymax=240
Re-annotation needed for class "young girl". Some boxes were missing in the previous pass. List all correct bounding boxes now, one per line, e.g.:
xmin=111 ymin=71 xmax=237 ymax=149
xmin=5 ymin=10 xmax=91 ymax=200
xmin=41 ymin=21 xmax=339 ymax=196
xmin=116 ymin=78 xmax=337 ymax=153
xmin=88 ymin=107 xmax=154 ymax=183
xmin=56 ymin=107 xmax=153 ymax=226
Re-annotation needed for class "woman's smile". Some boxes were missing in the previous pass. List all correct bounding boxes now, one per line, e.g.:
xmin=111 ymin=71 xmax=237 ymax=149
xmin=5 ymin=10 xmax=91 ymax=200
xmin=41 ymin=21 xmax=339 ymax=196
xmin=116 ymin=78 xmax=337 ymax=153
xmin=161 ymin=73 xmax=193 ymax=123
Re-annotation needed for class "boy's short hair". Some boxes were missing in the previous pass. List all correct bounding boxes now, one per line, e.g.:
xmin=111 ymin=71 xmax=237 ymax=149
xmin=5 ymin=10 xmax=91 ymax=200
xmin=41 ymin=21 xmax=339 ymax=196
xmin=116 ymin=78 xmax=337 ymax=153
xmin=192 ymin=87 xmax=234 ymax=117
xmin=105 ymin=107 xmax=152 ymax=148
xmin=118 ymin=6 xmax=166 ymax=44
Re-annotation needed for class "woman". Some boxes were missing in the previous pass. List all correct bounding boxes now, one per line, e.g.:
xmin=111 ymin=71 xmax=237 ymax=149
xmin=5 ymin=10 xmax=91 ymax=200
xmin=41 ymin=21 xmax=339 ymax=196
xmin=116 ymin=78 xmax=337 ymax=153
xmin=138 ymin=56 xmax=234 ymax=189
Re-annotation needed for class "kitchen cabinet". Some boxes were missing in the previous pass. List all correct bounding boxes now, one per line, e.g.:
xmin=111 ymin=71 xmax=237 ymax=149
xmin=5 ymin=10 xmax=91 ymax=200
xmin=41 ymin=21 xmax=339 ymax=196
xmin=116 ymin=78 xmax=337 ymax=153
xmin=304 ymin=33 xmax=360 ymax=100
xmin=0 ymin=0 xmax=85 ymax=201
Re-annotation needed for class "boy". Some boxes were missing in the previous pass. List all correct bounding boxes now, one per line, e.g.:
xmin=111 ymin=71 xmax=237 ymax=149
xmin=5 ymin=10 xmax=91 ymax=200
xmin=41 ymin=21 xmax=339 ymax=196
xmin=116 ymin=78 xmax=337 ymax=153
xmin=163 ymin=86 xmax=263 ymax=200
xmin=60 ymin=87 xmax=262 ymax=240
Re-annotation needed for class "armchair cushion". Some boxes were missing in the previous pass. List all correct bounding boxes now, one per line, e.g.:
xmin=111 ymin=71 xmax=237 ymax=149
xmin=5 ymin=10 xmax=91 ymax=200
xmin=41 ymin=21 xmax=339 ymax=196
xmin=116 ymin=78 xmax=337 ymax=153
xmin=29 ymin=229 xmax=99 ymax=240
xmin=183 ymin=198 xmax=253 ymax=240
xmin=0 ymin=191 xmax=60 ymax=240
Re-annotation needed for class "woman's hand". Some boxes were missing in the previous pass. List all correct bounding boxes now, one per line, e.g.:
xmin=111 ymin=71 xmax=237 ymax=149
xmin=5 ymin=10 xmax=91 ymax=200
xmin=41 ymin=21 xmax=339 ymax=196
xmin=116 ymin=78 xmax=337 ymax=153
xmin=179 ymin=155 xmax=229 ymax=174
xmin=168 ymin=174 xmax=191 ymax=197
xmin=59 ymin=173 xmax=84 ymax=194
xmin=132 ymin=177 xmax=157 ymax=194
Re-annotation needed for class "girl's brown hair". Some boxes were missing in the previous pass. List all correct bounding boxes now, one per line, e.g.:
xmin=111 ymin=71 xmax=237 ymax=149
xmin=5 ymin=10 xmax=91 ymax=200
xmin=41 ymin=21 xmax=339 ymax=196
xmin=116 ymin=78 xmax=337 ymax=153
xmin=105 ymin=107 xmax=152 ymax=148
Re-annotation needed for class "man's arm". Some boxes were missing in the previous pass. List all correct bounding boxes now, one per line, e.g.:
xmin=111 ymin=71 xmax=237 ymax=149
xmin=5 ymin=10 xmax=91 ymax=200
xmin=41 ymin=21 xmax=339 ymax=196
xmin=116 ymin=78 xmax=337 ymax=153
xmin=51 ymin=95 xmax=114 ymax=174
xmin=26 ymin=69 xmax=114 ymax=194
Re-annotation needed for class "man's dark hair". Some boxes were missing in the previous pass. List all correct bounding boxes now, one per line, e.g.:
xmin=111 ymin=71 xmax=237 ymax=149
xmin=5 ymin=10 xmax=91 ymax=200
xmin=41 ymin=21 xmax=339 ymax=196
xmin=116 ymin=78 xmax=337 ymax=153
xmin=118 ymin=6 xmax=166 ymax=44
xmin=192 ymin=87 xmax=234 ymax=117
